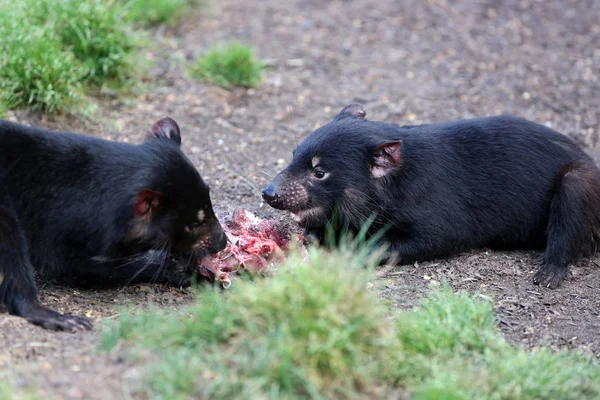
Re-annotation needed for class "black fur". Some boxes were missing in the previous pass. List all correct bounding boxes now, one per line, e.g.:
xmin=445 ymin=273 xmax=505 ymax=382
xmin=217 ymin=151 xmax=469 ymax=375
xmin=0 ymin=118 xmax=227 ymax=331
xmin=263 ymin=104 xmax=600 ymax=289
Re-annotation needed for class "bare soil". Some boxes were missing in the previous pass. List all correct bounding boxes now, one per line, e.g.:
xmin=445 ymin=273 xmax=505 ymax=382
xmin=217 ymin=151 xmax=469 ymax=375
xmin=1 ymin=0 xmax=599 ymax=398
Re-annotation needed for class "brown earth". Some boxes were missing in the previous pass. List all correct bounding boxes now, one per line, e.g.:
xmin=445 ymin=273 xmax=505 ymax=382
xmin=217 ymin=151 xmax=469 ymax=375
xmin=1 ymin=0 xmax=599 ymax=398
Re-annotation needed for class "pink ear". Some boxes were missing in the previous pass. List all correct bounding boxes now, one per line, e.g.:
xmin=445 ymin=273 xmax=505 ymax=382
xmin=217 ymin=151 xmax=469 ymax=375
xmin=333 ymin=104 xmax=366 ymax=121
xmin=134 ymin=190 xmax=163 ymax=217
xmin=145 ymin=117 xmax=181 ymax=145
xmin=371 ymin=141 xmax=402 ymax=178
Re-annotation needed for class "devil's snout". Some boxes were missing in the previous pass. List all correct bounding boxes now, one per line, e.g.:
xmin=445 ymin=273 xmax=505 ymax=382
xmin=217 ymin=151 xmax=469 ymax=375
xmin=263 ymin=182 xmax=279 ymax=207
xmin=263 ymin=174 xmax=310 ymax=212
xmin=261 ymin=182 xmax=284 ymax=208
xmin=262 ymin=182 xmax=276 ymax=200
xmin=210 ymin=224 xmax=228 ymax=253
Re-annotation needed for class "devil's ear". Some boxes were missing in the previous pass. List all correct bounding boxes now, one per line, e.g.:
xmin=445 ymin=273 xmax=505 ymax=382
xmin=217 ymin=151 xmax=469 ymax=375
xmin=333 ymin=103 xmax=366 ymax=122
xmin=134 ymin=190 xmax=163 ymax=218
xmin=371 ymin=141 xmax=402 ymax=178
xmin=145 ymin=117 xmax=182 ymax=146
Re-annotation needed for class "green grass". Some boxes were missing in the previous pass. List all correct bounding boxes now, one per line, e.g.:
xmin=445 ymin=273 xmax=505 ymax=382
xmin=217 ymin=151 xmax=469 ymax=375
xmin=0 ymin=16 xmax=86 ymax=113
xmin=397 ymin=289 xmax=502 ymax=357
xmin=123 ymin=0 xmax=205 ymax=26
xmin=0 ymin=0 xmax=207 ymax=114
xmin=103 ymin=246 xmax=600 ymax=399
xmin=0 ymin=0 xmax=258 ymax=114
xmin=0 ymin=381 xmax=37 ymax=400
xmin=191 ymin=42 xmax=265 ymax=88
xmin=398 ymin=288 xmax=600 ymax=400
xmin=0 ymin=383 xmax=11 ymax=400
xmin=0 ymin=0 xmax=136 ymax=113
xmin=47 ymin=0 xmax=136 ymax=84
xmin=102 ymin=246 xmax=398 ymax=398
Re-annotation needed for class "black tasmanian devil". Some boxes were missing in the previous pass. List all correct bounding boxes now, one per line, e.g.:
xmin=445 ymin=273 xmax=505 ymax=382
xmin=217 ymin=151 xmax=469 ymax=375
xmin=0 ymin=117 xmax=227 ymax=331
xmin=262 ymin=104 xmax=600 ymax=289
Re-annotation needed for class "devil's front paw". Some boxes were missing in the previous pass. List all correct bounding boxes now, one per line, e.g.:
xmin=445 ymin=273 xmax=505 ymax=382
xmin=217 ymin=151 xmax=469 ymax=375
xmin=22 ymin=303 xmax=92 ymax=331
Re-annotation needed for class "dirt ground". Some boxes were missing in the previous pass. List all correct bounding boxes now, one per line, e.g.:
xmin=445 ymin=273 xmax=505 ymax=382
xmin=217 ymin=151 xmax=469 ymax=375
xmin=1 ymin=0 xmax=599 ymax=398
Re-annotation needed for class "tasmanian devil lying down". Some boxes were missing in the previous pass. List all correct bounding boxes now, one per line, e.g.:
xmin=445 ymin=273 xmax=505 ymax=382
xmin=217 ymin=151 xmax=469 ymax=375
xmin=0 ymin=118 xmax=226 ymax=331
xmin=262 ymin=104 xmax=600 ymax=289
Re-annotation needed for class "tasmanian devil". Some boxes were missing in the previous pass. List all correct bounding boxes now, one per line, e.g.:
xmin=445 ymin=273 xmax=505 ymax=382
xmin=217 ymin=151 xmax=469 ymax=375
xmin=262 ymin=104 xmax=600 ymax=289
xmin=0 ymin=117 xmax=227 ymax=331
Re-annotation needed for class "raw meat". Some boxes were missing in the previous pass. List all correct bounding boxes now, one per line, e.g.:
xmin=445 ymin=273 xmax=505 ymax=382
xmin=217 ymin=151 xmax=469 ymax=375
xmin=197 ymin=208 xmax=304 ymax=288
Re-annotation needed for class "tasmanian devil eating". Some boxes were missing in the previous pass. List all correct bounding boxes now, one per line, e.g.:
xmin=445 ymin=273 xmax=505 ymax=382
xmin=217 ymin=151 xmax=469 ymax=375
xmin=0 ymin=117 xmax=227 ymax=331
xmin=262 ymin=104 xmax=600 ymax=289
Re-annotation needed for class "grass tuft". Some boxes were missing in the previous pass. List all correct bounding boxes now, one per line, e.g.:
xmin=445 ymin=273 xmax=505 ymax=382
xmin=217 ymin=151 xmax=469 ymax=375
xmin=397 ymin=288 xmax=600 ymax=400
xmin=0 ymin=0 xmax=136 ymax=113
xmin=102 ymin=246 xmax=401 ymax=398
xmin=0 ymin=383 xmax=12 ymax=400
xmin=124 ymin=0 xmax=205 ymax=26
xmin=0 ymin=380 xmax=37 ymax=400
xmin=0 ymin=16 xmax=85 ymax=113
xmin=19 ymin=0 xmax=137 ymax=85
xmin=397 ymin=287 xmax=502 ymax=356
xmin=103 ymin=245 xmax=600 ymax=399
xmin=50 ymin=0 xmax=137 ymax=84
xmin=0 ymin=0 xmax=202 ymax=114
xmin=191 ymin=42 xmax=264 ymax=88
xmin=0 ymin=0 xmax=208 ymax=113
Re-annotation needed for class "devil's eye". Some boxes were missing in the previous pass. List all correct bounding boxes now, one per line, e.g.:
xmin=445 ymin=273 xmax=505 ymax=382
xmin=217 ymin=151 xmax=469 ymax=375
xmin=314 ymin=169 xmax=326 ymax=179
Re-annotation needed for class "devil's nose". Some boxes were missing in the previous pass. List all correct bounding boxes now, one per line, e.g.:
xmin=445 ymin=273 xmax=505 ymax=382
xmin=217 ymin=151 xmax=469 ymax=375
xmin=262 ymin=184 xmax=278 ymax=202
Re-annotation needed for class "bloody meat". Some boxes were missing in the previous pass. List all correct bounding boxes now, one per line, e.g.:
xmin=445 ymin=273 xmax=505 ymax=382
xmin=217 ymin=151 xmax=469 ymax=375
xmin=198 ymin=208 xmax=304 ymax=288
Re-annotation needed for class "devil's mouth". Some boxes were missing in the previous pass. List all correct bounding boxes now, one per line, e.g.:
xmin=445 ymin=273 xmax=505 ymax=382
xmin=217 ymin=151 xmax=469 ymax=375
xmin=290 ymin=207 xmax=324 ymax=226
